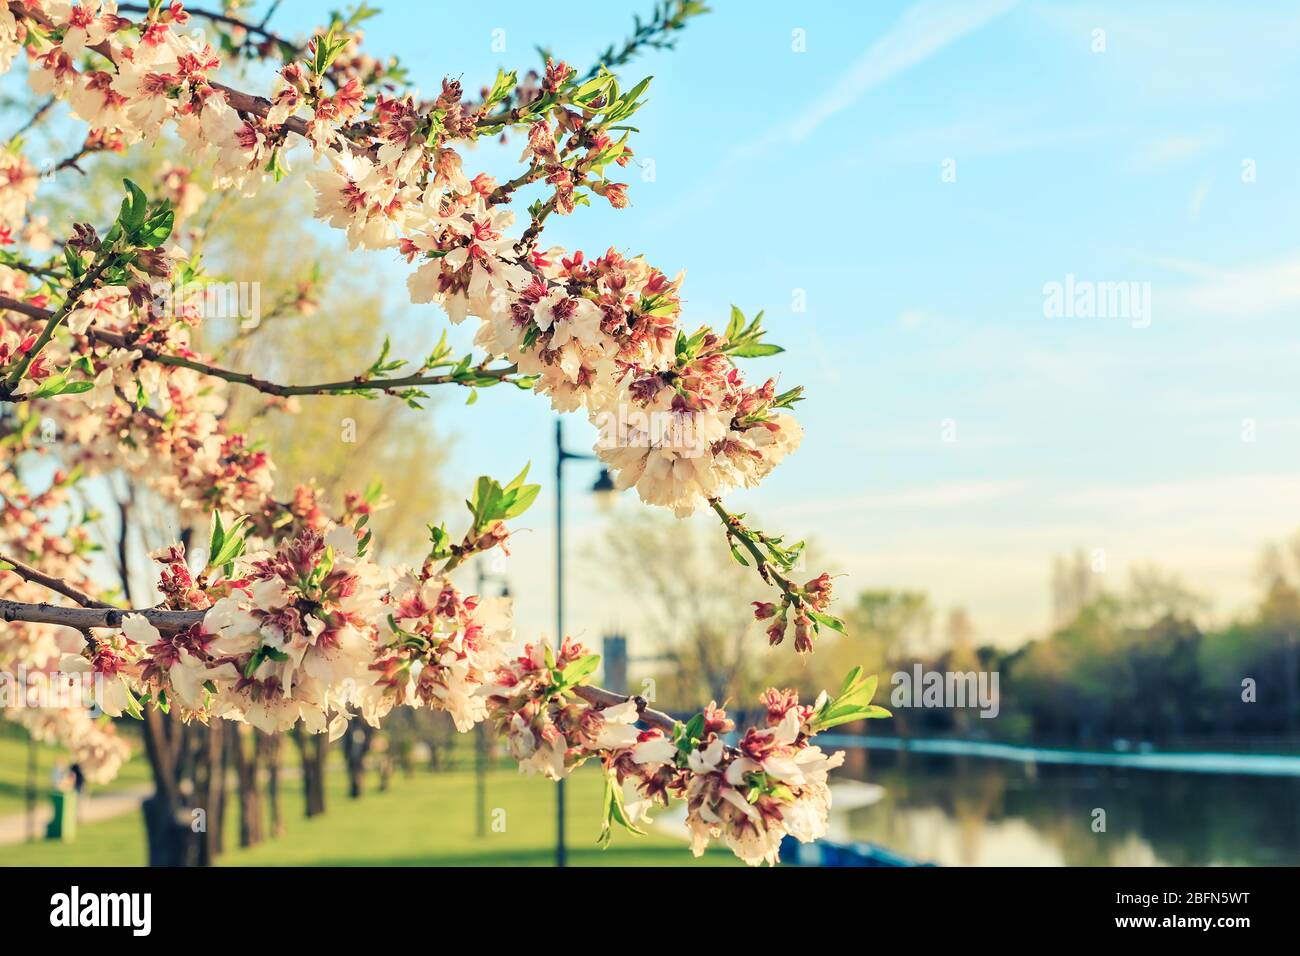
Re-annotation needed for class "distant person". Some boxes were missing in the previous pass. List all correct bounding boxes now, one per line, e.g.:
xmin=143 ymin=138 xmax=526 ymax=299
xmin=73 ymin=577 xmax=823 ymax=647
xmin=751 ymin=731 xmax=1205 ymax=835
xmin=70 ymin=763 xmax=86 ymax=820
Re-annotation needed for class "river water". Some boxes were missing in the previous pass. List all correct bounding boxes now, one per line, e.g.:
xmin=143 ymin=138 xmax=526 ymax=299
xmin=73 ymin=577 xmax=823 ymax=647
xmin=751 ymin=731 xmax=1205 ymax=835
xmin=838 ymin=748 xmax=1300 ymax=866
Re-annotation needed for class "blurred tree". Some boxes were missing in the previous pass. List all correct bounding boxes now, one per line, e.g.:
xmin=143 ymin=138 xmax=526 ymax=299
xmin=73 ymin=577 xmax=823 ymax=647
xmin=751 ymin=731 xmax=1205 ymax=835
xmin=847 ymin=590 xmax=932 ymax=663
xmin=598 ymin=512 xmax=810 ymax=710
xmin=20 ymin=124 xmax=452 ymax=857
xmin=1051 ymin=549 xmax=1102 ymax=628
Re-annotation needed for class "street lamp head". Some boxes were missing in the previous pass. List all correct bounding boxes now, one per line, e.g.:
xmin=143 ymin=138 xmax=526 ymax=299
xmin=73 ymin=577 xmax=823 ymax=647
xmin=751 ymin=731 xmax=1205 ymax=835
xmin=590 ymin=467 xmax=618 ymax=513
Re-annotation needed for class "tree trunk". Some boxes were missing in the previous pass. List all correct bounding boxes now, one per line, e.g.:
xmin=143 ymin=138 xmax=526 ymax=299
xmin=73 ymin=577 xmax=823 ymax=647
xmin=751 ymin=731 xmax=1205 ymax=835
xmin=142 ymin=791 xmax=201 ymax=867
xmin=293 ymin=727 xmax=328 ymax=817
xmin=376 ymin=740 xmax=392 ymax=793
xmin=259 ymin=731 xmax=284 ymax=838
xmin=230 ymin=724 xmax=264 ymax=848
xmin=206 ymin=720 xmax=228 ymax=863
xmin=343 ymin=718 xmax=373 ymax=799
xmin=139 ymin=709 xmax=225 ymax=866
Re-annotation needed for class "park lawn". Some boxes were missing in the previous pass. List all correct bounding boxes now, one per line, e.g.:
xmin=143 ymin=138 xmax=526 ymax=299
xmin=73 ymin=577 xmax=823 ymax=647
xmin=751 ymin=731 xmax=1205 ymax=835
xmin=0 ymin=726 xmax=152 ymax=817
xmin=1 ymin=764 xmax=742 ymax=867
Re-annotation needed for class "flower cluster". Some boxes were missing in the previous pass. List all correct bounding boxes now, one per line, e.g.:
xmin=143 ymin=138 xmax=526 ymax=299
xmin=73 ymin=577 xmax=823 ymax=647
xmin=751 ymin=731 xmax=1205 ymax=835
xmin=482 ymin=637 xmax=622 ymax=778
xmin=145 ymin=523 xmax=386 ymax=736
xmin=0 ymin=1 xmax=876 ymax=865
xmin=12 ymin=704 xmax=131 ymax=784
xmin=0 ymin=2 xmax=804 ymax=520
xmin=372 ymin=568 xmax=515 ymax=732
xmin=678 ymin=692 xmax=844 ymax=865
xmin=0 ymin=470 xmax=95 ymax=667
xmin=479 ymin=638 xmax=866 ymax=865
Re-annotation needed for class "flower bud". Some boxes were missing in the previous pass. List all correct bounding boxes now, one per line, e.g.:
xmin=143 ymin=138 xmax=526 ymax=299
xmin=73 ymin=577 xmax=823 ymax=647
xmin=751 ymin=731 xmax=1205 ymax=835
xmin=603 ymin=182 xmax=628 ymax=208
xmin=766 ymin=616 xmax=787 ymax=646
xmin=794 ymin=615 xmax=814 ymax=655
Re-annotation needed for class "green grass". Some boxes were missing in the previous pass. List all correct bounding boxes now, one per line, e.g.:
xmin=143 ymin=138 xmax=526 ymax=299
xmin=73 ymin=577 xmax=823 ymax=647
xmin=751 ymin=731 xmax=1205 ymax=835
xmin=0 ymin=726 xmax=152 ymax=817
xmin=0 ymin=763 xmax=741 ymax=867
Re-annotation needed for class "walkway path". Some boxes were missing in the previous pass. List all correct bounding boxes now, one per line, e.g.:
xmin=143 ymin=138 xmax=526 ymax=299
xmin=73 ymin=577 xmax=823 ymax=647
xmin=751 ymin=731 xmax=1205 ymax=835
xmin=0 ymin=784 xmax=151 ymax=848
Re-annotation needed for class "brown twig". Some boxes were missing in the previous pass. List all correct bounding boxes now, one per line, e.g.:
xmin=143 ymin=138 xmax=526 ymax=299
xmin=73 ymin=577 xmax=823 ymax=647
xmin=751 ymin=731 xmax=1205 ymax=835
xmin=118 ymin=3 xmax=303 ymax=55
xmin=0 ymin=598 xmax=204 ymax=632
xmin=0 ymin=253 xmax=117 ymax=397
xmin=572 ymin=684 xmax=678 ymax=734
xmin=0 ymin=294 xmax=521 ymax=398
xmin=6 ymin=95 xmax=55 ymax=141
xmin=0 ymin=593 xmax=678 ymax=731
xmin=0 ymin=551 xmax=115 ymax=609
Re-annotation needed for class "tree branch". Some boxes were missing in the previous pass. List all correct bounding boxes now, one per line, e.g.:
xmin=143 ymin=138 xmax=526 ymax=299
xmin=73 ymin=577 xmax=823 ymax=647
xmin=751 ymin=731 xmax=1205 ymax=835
xmin=0 ymin=294 xmax=521 ymax=398
xmin=0 ymin=253 xmax=116 ymax=397
xmin=118 ymin=3 xmax=303 ymax=55
xmin=571 ymin=684 xmax=677 ymax=735
xmin=0 ymin=552 xmax=116 ymax=609
xmin=0 ymin=594 xmax=679 ymax=732
xmin=708 ymin=497 xmax=800 ymax=604
xmin=0 ymin=599 xmax=204 ymax=632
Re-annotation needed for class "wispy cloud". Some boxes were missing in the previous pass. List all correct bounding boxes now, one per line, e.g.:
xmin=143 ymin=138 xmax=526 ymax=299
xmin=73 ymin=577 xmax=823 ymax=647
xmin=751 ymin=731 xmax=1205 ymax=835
xmin=1059 ymin=475 xmax=1300 ymax=521
xmin=867 ymin=113 xmax=1108 ymax=163
xmin=648 ymin=0 xmax=1019 ymax=230
xmin=1028 ymin=2 xmax=1300 ymax=105
xmin=1186 ymin=174 xmax=1212 ymax=221
xmin=1157 ymin=252 xmax=1300 ymax=317
xmin=1131 ymin=133 xmax=1223 ymax=170
xmin=783 ymin=480 xmax=1026 ymax=517
xmin=789 ymin=0 xmax=1020 ymax=142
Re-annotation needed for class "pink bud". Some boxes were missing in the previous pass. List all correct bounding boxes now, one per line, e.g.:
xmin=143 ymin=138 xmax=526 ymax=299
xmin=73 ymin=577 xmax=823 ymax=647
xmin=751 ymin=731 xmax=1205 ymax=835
xmin=766 ymin=618 xmax=787 ymax=646
xmin=794 ymin=615 xmax=814 ymax=655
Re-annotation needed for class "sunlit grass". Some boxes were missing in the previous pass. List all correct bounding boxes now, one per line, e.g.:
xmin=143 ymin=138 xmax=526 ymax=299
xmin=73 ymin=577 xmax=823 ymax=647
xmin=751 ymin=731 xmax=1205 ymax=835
xmin=0 ymin=727 xmax=151 ymax=818
xmin=0 ymin=761 xmax=740 ymax=867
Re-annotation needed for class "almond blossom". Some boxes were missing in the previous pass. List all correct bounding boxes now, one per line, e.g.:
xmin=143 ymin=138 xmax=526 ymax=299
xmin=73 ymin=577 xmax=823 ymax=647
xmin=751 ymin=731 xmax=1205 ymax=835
xmin=0 ymin=0 xmax=874 ymax=866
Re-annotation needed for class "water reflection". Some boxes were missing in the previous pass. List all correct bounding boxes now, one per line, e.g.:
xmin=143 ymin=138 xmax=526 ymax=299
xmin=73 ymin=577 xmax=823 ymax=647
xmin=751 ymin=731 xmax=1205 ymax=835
xmin=840 ymin=750 xmax=1300 ymax=866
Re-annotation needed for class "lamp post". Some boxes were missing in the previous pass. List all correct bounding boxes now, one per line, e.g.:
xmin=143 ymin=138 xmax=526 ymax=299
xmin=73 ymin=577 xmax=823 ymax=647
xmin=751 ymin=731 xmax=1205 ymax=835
xmin=475 ymin=560 xmax=510 ymax=838
xmin=554 ymin=418 xmax=616 ymax=868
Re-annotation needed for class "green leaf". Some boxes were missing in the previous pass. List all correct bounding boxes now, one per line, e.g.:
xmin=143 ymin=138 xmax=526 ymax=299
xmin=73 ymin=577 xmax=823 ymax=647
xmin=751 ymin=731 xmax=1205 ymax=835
xmin=120 ymin=179 xmax=147 ymax=231
xmin=725 ymin=305 xmax=745 ymax=341
xmin=427 ymin=522 xmax=451 ymax=559
xmin=208 ymin=511 xmax=225 ymax=564
xmin=484 ymin=69 xmax=518 ymax=109
xmin=730 ymin=341 xmax=784 ymax=358
xmin=558 ymin=653 xmax=600 ymax=689
xmin=675 ymin=713 xmax=706 ymax=754
xmin=809 ymin=668 xmax=890 ymax=734
xmin=808 ymin=610 xmax=846 ymax=634
xmin=598 ymin=767 xmax=647 ymax=848
xmin=209 ymin=514 xmax=249 ymax=570
xmin=500 ymin=482 xmax=540 ymax=519
xmin=29 ymin=368 xmax=95 ymax=399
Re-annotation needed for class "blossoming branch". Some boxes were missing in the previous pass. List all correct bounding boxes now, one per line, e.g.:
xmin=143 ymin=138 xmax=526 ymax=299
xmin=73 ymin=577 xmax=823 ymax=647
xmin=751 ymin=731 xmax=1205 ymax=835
xmin=0 ymin=0 xmax=886 ymax=864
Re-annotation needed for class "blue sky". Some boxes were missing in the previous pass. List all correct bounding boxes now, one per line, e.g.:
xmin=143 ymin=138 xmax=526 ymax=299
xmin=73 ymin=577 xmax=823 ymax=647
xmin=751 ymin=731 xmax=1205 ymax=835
xmin=266 ymin=1 xmax=1300 ymax=649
